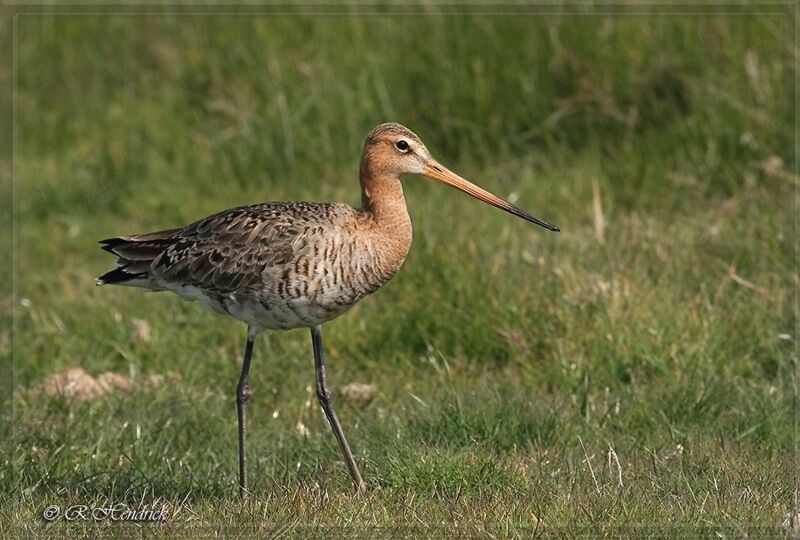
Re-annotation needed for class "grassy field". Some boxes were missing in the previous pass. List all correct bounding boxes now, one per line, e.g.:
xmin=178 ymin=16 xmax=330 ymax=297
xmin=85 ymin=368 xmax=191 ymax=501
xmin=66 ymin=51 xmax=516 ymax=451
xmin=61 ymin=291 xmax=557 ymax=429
xmin=2 ymin=4 xmax=797 ymax=536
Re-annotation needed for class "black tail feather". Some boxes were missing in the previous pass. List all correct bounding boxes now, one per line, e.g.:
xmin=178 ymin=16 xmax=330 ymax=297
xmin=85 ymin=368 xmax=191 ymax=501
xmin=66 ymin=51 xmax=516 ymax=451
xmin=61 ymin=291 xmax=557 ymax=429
xmin=97 ymin=232 xmax=178 ymax=286
xmin=96 ymin=266 xmax=147 ymax=285
xmin=99 ymin=237 xmax=128 ymax=254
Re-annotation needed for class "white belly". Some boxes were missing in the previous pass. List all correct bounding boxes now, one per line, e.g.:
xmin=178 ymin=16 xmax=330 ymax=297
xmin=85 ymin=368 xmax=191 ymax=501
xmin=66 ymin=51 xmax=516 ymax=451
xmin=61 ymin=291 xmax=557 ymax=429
xmin=227 ymin=294 xmax=356 ymax=330
xmin=162 ymin=282 xmax=359 ymax=330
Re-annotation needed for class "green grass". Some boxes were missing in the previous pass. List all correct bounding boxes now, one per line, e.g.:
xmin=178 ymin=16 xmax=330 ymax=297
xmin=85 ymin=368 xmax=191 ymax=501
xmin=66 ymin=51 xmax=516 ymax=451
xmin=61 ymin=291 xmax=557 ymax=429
xmin=2 ymin=4 xmax=797 ymax=537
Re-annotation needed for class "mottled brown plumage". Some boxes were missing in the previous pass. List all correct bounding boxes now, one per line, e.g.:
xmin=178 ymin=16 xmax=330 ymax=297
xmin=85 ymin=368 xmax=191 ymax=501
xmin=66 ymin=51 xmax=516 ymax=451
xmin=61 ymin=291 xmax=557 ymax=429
xmin=100 ymin=201 xmax=403 ymax=330
xmin=98 ymin=122 xmax=559 ymax=497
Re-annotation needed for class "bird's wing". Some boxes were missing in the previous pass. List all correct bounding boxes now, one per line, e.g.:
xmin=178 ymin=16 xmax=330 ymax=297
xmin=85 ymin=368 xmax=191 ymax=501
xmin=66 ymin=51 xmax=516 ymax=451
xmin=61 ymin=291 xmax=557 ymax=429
xmin=102 ymin=202 xmax=350 ymax=293
xmin=152 ymin=202 xmax=339 ymax=293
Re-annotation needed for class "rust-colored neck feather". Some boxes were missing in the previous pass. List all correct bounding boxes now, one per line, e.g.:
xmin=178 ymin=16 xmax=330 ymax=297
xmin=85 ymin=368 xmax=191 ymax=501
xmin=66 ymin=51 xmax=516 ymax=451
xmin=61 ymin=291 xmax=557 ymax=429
xmin=359 ymin=149 xmax=408 ymax=220
xmin=358 ymin=148 xmax=413 ymax=271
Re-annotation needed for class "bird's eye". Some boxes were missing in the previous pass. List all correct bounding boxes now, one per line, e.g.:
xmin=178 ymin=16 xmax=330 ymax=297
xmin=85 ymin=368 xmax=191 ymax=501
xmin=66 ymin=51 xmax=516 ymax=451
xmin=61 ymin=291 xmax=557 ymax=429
xmin=395 ymin=140 xmax=410 ymax=152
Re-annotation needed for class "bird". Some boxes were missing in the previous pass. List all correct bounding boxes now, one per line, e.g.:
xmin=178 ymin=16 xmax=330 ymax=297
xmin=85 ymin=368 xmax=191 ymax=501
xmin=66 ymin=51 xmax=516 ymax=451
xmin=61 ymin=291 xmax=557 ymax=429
xmin=97 ymin=122 xmax=559 ymax=497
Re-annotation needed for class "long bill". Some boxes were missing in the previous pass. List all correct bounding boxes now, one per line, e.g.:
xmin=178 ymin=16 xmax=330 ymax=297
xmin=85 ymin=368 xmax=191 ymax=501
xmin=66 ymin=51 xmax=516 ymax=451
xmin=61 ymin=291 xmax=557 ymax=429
xmin=422 ymin=160 xmax=560 ymax=232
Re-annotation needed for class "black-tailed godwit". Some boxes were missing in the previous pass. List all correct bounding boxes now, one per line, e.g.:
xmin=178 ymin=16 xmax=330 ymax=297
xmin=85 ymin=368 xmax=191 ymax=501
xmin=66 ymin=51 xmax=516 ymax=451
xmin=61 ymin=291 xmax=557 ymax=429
xmin=98 ymin=122 xmax=559 ymax=496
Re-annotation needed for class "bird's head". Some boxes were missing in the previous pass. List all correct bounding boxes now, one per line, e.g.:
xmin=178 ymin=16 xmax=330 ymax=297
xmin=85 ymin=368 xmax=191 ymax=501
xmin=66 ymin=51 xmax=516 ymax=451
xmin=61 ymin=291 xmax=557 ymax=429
xmin=360 ymin=122 xmax=559 ymax=232
xmin=361 ymin=122 xmax=432 ymax=178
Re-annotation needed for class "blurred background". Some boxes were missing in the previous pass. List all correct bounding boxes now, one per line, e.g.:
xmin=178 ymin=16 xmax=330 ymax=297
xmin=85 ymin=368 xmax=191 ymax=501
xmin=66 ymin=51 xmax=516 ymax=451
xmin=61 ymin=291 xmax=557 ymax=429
xmin=4 ymin=4 xmax=796 ymax=532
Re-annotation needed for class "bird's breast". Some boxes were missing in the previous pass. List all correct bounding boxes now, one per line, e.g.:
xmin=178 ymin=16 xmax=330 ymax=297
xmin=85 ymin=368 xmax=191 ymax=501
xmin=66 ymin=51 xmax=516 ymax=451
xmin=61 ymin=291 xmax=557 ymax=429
xmin=238 ymin=227 xmax=411 ymax=330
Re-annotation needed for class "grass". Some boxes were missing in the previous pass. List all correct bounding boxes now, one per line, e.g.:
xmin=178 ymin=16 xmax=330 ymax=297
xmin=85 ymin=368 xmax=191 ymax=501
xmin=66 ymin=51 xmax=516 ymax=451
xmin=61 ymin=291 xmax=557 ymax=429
xmin=2 ymin=3 xmax=797 ymax=537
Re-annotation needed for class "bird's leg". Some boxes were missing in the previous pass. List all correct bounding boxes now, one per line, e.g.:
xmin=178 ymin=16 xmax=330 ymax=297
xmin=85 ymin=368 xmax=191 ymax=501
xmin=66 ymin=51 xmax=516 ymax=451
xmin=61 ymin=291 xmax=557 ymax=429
xmin=236 ymin=327 xmax=256 ymax=499
xmin=310 ymin=325 xmax=367 ymax=495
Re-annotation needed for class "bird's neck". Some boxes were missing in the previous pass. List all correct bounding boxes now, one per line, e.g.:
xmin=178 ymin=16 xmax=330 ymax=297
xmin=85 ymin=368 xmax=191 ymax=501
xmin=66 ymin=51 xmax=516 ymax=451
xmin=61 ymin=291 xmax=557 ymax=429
xmin=359 ymin=158 xmax=411 ymax=229
xmin=358 ymin=166 xmax=413 ymax=259
xmin=361 ymin=176 xmax=407 ymax=220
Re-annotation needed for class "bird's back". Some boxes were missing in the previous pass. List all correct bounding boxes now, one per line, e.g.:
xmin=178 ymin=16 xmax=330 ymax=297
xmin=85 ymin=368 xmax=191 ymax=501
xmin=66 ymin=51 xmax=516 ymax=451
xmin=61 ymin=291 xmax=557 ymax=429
xmin=98 ymin=200 xmax=410 ymax=330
